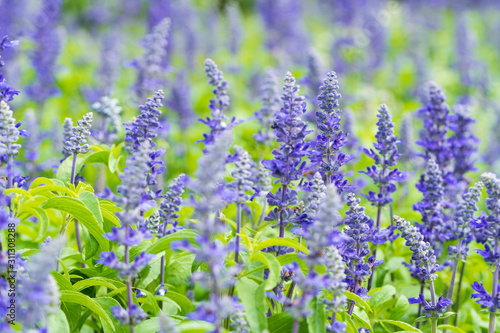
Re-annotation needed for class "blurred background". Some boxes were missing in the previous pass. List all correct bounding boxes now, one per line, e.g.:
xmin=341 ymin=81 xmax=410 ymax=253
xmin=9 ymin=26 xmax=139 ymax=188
xmin=1 ymin=0 xmax=499 ymax=186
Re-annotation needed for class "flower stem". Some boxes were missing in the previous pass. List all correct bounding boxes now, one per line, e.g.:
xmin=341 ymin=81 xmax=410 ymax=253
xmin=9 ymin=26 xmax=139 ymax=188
xmin=70 ymin=152 xmax=84 ymax=261
xmin=489 ymin=241 xmax=499 ymax=333
xmin=444 ymin=241 xmax=462 ymax=330
xmin=429 ymin=280 xmax=438 ymax=333
xmin=453 ymin=261 xmax=466 ymax=326
xmin=367 ymin=205 xmax=382 ymax=291
xmin=416 ymin=282 xmax=424 ymax=329
xmin=235 ymin=203 xmax=242 ymax=263
xmin=292 ymin=319 xmax=300 ymax=333
xmin=124 ymin=226 xmax=135 ymax=333
xmin=6 ymin=154 xmax=12 ymax=189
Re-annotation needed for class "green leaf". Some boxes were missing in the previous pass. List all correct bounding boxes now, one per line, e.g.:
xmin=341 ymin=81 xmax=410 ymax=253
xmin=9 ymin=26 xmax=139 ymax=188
xmin=48 ymin=309 xmax=70 ymax=333
xmin=390 ymin=295 xmax=410 ymax=320
xmin=254 ymin=237 xmax=309 ymax=254
xmin=308 ymin=296 xmax=326 ymax=333
xmin=57 ymin=150 xmax=108 ymax=182
xmin=437 ymin=325 xmax=467 ymax=333
xmin=135 ymin=318 xmax=159 ymax=333
xmin=73 ymin=277 xmax=118 ymax=292
xmin=369 ymin=285 xmax=396 ymax=309
xmin=94 ymin=297 xmax=128 ymax=333
xmin=42 ymin=196 xmax=108 ymax=251
xmin=52 ymin=271 xmax=74 ymax=291
xmin=276 ymin=253 xmax=309 ymax=275
xmin=78 ymin=191 xmax=104 ymax=227
xmin=177 ymin=321 xmax=215 ymax=333
xmin=439 ymin=312 xmax=456 ymax=320
xmin=249 ymin=252 xmax=281 ymax=290
xmin=237 ymin=277 xmax=268 ymax=333
xmin=146 ymin=229 xmax=198 ymax=254
xmin=377 ymin=320 xmax=423 ymax=333
xmin=59 ymin=290 xmax=115 ymax=332
xmin=344 ymin=291 xmax=372 ymax=312
xmin=353 ymin=308 xmax=372 ymax=331
xmin=32 ymin=207 xmax=50 ymax=242
xmin=157 ymin=291 xmax=195 ymax=315
xmin=267 ymin=312 xmax=294 ymax=333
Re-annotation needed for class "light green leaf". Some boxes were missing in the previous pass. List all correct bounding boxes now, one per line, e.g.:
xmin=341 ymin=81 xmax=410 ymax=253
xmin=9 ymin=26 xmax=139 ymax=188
xmin=390 ymin=295 xmax=410 ymax=320
xmin=437 ymin=325 xmax=467 ymax=333
xmin=249 ymin=252 xmax=281 ymax=290
xmin=237 ymin=277 xmax=268 ymax=333
xmin=48 ymin=309 xmax=70 ymax=333
xmin=344 ymin=291 xmax=372 ymax=312
xmin=308 ymin=296 xmax=326 ymax=333
xmin=32 ymin=207 xmax=49 ymax=242
xmin=146 ymin=229 xmax=198 ymax=254
xmin=369 ymin=285 xmax=396 ymax=309
xmin=254 ymin=237 xmax=309 ymax=254
xmin=42 ymin=196 xmax=108 ymax=251
xmin=60 ymin=290 xmax=114 ymax=332
xmin=78 ymin=191 xmax=104 ymax=227
xmin=378 ymin=320 xmax=423 ymax=333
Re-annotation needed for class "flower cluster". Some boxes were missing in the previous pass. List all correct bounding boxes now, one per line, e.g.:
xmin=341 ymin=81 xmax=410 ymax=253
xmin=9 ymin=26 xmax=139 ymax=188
xmin=342 ymin=193 xmax=375 ymax=302
xmin=227 ymin=147 xmax=254 ymax=204
xmin=308 ymin=71 xmax=353 ymax=191
xmin=448 ymin=104 xmax=478 ymax=190
xmin=199 ymin=59 xmax=236 ymax=147
xmin=0 ymin=35 xmax=20 ymax=102
xmin=63 ymin=112 xmax=93 ymax=154
xmin=254 ymin=69 xmax=281 ymax=147
xmin=413 ymin=159 xmax=447 ymax=249
xmin=157 ymin=174 xmax=187 ymax=236
xmin=408 ymin=294 xmax=452 ymax=318
xmin=394 ymin=216 xmax=439 ymax=282
xmin=168 ymin=71 xmax=194 ymax=130
xmin=132 ymin=17 xmax=170 ymax=99
xmin=263 ymin=72 xmax=311 ymax=236
xmin=416 ymin=82 xmax=451 ymax=169
xmin=124 ymin=90 xmax=166 ymax=186
xmin=360 ymin=104 xmax=405 ymax=208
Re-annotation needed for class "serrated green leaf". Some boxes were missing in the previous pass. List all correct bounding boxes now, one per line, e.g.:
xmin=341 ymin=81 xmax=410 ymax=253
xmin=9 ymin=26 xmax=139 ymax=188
xmin=378 ymin=320 xmax=423 ymax=333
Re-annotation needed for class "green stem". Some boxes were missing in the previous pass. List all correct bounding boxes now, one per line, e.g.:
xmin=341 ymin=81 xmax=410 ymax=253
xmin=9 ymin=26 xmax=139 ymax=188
xmin=489 ymin=241 xmax=499 ymax=333
xmin=367 ymin=205 xmax=382 ymax=291
xmin=124 ymin=227 xmax=135 ymax=333
xmin=444 ymin=241 xmax=462 ymax=330
xmin=453 ymin=261 xmax=466 ymax=326
xmin=235 ymin=203 xmax=242 ymax=263
xmin=429 ymin=280 xmax=438 ymax=333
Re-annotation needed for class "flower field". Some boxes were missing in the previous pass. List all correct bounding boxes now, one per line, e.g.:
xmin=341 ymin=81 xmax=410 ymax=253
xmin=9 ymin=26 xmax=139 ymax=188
xmin=2 ymin=1 xmax=500 ymax=332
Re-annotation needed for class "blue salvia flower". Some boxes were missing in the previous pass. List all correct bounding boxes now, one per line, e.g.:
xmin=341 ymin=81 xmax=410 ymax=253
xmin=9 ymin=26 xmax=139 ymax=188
xmin=63 ymin=112 xmax=93 ymax=154
xmin=254 ymin=69 xmax=281 ymax=147
xmin=394 ymin=216 xmax=451 ymax=321
xmin=0 ymin=101 xmax=29 ymax=188
xmin=290 ymin=183 xmax=346 ymax=327
xmin=323 ymin=246 xmax=348 ymax=333
xmin=199 ymin=59 xmax=237 ymax=148
xmin=91 ymin=96 xmax=123 ymax=144
xmin=360 ymin=104 xmax=405 ymax=208
xmin=470 ymin=173 xmax=500 ymax=323
xmin=416 ymin=82 xmax=452 ymax=170
xmin=174 ymin=130 xmax=240 ymax=330
xmin=342 ymin=193 xmax=375 ymax=310
xmin=308 ymin=71 xmax=353 ymax=192
xmin=98 ymin=142 xmax=155 ymax=328
xmin=304 ymin=49 xmax=322 ymax=122
xmin=448 ymin=104 xmax=479 ymax=191
xmin=16 ymin=237 xmax=63 ymax=331
xmin=157 ymin=173 xmax=187 ymax=237
xmin=262 ymin=72 xmax=311 ymax=237
xmin=0 ymin=35 xmax=20 ymax=102
xmin=413 ymin=159 xmax=447 ymax=251
xmin=124 ymin=90 xmax=166 ymax=186
xmin=27 ymin=0 xmax=62 ymax=104
xmin=21 ymin=110 xmax=39 ymax=163
xmin=99 ymin=30 xmax=121 ymax=97
xmin=398 ymin=114 xmax=415 ymax=163
xmin=230 ymin=308 xmax=250 ymax=333
xmin=132 ymin=18 xmax=170 ymax=100
xmin=61 ymin=118 xmax=73 ymax=160
xmin=167 ymin=71 xmax=194 ymax=130
xmin=454 ymin=12 xmax=474 ymax=87
xmin=228 ymin=148 xmax=254 ymax=204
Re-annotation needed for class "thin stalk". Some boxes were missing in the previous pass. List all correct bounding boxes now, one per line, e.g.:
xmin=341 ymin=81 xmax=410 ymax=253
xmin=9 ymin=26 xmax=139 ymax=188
xmin=124 ymin=227 xmax=135 ymax=333
xmin=347 ymin=277 xmax=359 ymax=316
xmin=70 ymin=152 xmax=84 ymax=265
xmin=416 ymin=282 xmax=424 ymax=329
xmin=6 ymin=154 xmax=12 ymax=189
xmin=444 ymin=241 xmax=462 ymax=330
xmin=278 ymin=184 xmax=288 ymax=239
xmin=389 ymin=202 xmax=394 ymax=227
xmin=429 ymin=280 xmax=438 ymax=333
xmin=325 ymin=137 xmax=331 ymax=186
xmin=489 ymin=241 xmax=500 ymax=333
xmin=367 ymin=205 xmax=382 ymax=290
xmin=453 ymin=261 xmax=466 ymax=326
xmin=235 ymin=203 xmax=242 ymax=263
